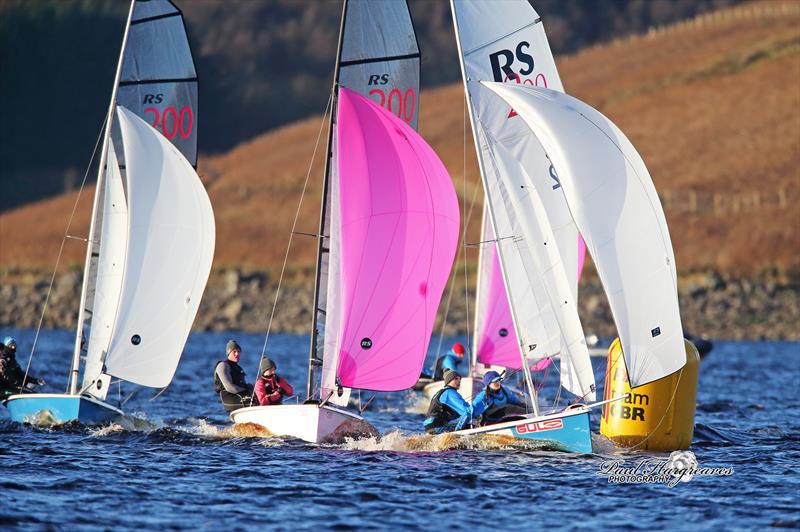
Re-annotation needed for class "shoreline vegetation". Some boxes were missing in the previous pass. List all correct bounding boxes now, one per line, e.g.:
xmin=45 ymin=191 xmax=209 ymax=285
xmin=2 ymin=268 xmax=797 ymax=341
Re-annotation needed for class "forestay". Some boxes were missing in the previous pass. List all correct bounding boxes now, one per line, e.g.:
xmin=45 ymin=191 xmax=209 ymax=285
xmin=103 ymin=106 xmax=214 ymax=388
xmin=483 ymin=83 xmax=685 ymax=387
xmin=324 ymin=88 xmax=459 ymax=393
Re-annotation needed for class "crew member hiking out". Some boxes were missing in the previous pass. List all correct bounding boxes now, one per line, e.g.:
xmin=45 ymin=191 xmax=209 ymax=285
xmin=254 ymin=358 xmax=294 ymax=406
xmin=0 ymin=337 xmax=44 ymax=400
xmin=214 ymin=340 xmax=256 ymax=412
xmin=422 ymin=369 xmax=473 ymax=434
xmin=471 ymin=370 xmax=526 ymax=426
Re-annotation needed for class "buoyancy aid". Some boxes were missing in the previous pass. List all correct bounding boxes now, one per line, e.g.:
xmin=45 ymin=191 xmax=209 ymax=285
xmin=425 ymin=387 xmax=459 ymax=428
xmin=214 ymin=359 xmax=247 ymax=393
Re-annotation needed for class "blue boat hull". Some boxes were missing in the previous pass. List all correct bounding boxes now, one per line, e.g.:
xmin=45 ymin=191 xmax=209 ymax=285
xmin=4 ymin=393 xmax=123 ymax=425
xmin=456 ymin=408 xmax=593 ymax=453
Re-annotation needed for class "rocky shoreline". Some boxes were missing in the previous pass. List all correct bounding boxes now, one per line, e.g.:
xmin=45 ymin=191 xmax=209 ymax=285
xmin=1 ymin=269 xmax=797 ymax=341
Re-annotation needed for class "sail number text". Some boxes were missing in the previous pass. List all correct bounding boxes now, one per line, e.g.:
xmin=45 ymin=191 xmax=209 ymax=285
xmin=143 ymin=106 xmax=194 ymax=140
xmin=368 ymin=88 xmax=416 ymax=124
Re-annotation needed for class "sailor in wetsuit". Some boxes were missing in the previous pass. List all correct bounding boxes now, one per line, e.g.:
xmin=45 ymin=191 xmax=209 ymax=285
xmin=0 ymin=337 xmax=44 ymax=400
xmin=214 ymin=340 xmax=256 ymax=412
xmin=471 ymin=370 xmax=526 ymax=426
xmin=423 ymin=370 xmax=473 ymax=434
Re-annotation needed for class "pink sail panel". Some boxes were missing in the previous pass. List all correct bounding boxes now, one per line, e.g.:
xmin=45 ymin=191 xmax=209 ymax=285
xmin=476 ymin=245 xmax=522 ymax=370
xmin=335 ymin=88 xmax=460 ymax=391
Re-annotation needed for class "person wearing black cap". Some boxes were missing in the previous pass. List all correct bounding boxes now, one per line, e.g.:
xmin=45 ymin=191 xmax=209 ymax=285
xmin=0 ymin=336 xmax=44 ymax=400
xmin=213 ymin=339 xmax=256 ymax=412
xmin=471 ymin=370 xmax=526 ymax=426
xmin=254 ymin=357 xmax=294 ymax=406
xmin=422 ymin=369 xmax=474 ymax=434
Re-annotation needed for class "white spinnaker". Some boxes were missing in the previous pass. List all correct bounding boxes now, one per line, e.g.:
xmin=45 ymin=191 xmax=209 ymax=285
xmin=482 ymin=131 xmax=595 ymax=400
xmin=104 ymin=105 xmax=215 ymax=388
xmin=451 ymin=0 xmax=580 ymax=298
xmin=81 ymin=140 xmax=128 ymax=399
xmin=483 ymin=83 xmax=685 ymax=386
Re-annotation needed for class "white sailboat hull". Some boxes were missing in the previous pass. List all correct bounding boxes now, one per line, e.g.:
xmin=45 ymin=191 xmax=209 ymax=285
xmin=229 ymin=404 xmax=370 ymax=444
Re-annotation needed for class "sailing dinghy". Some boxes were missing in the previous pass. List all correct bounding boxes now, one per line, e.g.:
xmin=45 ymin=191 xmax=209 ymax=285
xmin=4 ymin=0 xmax=214 ymax=425
xmin=448 ymin=0 xmax=684 ymax=453
xmin=231 ymin=0 xmax=459 ymax=444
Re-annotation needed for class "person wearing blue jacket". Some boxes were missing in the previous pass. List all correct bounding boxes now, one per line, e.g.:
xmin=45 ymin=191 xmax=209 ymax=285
xmin=423 ymin=370 xmax=473 ymax=434
xmin=429 ymin=342 xmax=466 ymax=381
xmin=472 ymin=371 xmax=526 ymax=426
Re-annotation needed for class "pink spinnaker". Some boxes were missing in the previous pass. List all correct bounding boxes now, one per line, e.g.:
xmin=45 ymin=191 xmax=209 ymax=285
xmin=334 ymin=88 xmax=460 ymax=391
xmin=577 ymin=234 xmax=586 ymax=281
xmin=476 ymin=245 xmax=521 ymax=370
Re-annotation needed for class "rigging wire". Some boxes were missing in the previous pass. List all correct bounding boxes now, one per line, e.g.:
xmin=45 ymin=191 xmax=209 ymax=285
xmin=20 ymin=114 xmax=109 ymax=393
xmin=249 ymin=91 xmax=334 ymax=403
xmin=461 ymin=89 xmax=472 ymax=362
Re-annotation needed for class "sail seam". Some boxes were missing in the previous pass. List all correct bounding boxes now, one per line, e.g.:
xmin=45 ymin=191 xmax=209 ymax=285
xmin=118 ymin=77 xmax=198 ymax=86
xmin=339 ymin=52 xmax=420 ymax=67
xmin=463 ymin=18 xmax=542 ymax=57
xmin=130 ymin=12 xmax=180 ymax=26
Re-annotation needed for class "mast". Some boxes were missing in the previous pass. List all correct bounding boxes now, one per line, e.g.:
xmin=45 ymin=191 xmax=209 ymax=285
xmin=307 ymin=0 xmax=349 ymax=400
xmin=68 ymin=0 xmax=136 ymax=395
xmin=450 ymin=1 xmax=540 ymax=415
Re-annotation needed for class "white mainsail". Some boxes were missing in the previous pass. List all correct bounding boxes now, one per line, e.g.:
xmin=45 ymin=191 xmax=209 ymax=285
xmin=451 ymin=0 xmax=593 ymax=399
xmin=102 ymin=106 xmax=215 ymax=388
xmin=81 ymin=141 xmax=128 ymax=399
xmin=482 ymin=82 xmax=685 ymax=386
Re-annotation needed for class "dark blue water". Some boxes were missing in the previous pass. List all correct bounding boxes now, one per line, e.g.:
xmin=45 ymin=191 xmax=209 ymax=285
xmin=2 ymin=329 xmax=798 ymax=530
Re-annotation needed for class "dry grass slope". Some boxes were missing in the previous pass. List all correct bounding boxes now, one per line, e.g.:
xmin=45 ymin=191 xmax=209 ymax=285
xmin=1 ymin=0 xmax=798 ymax=278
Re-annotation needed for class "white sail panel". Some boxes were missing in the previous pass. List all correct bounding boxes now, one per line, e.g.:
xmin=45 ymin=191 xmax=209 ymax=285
xmin=483 ymin=83 xmax=685 ymax=386
xmin=105 ymin=106 xmax=215 ymax=388
xmin=476 ymin=125 xmax=559 ymax=362
xmin=81 ymin=140 xmax=128 ymax=399
xmin=483 ymin=132 xmax=595 ymax=400
xmin=451 ymin=0 xmax=580 ymax=295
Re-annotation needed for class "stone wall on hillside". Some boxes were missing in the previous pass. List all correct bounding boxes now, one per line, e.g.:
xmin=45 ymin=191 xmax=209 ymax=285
xmin=1 ymin=269 xmax=797 ymax=341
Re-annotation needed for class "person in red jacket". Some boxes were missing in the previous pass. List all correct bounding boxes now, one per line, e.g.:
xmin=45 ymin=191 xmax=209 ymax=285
xmin=254 ymin=358 xmax=294 ymax=406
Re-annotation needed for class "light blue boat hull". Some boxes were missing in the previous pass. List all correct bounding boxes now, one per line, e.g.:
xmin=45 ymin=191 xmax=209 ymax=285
xmin=4 ymin=393 xmax=122 ymax=425
xmin=456 ymin=408 xmax=593 ymax=453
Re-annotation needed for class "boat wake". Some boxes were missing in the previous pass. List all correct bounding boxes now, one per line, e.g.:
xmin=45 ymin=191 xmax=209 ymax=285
xmin=340 ymin=429 xmax=566 ymax=452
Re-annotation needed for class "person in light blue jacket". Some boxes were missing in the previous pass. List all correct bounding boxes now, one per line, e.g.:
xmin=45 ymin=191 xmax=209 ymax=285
xmin=472 ymin=371 xmax=526 ymax=426
xmin=423 ymin=370 xmax=473 ymax=434
xmin=428 ymin=342 xmax=466 ymax=381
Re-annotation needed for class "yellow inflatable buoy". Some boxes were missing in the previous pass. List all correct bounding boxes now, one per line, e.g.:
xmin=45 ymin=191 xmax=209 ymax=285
xmin=600 ymin=337 xmax=699 ymax=451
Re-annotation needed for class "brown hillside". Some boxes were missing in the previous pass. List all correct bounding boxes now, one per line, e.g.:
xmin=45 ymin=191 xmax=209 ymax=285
xmin=1 ymin=0 xmax=798 ymax=277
